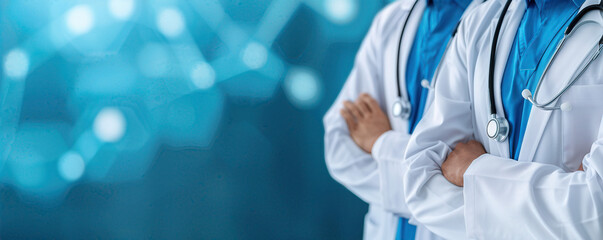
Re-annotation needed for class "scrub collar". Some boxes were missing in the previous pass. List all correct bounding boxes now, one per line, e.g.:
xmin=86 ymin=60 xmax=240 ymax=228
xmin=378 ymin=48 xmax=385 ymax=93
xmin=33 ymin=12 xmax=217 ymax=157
xmin=428 ymin=0 xmax=473 ymax=8
xmin=524 ymin=0 xmax=584 ymax=20
xmin=525 ymin=0 xmax=584 ymax=10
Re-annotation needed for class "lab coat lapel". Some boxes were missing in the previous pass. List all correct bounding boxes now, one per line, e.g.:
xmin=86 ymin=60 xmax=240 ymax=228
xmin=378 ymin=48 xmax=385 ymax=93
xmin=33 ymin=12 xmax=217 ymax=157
xmin=485 ymin=0 xmax=525 ymax=158
xmin=399 ymin=0 xmax=418 ymax=10
xmin=430 ymin=0 xmax=485 ymax=89
xmin=428 ymin=0 xmax=485 ymax=105
xmin=518 ymin=0 xmax=603 ymax=162
xmin=397 ymin=0 xmax=426 ymax=103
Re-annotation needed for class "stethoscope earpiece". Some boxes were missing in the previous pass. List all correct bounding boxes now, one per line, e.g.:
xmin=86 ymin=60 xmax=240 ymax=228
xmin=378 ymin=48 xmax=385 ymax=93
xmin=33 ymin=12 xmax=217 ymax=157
xmin=521 ymin=89 xmax=532 ymax=99
xmin=560 ymin=102 xmax=573 ymax=112
xmin=421 ymin=79 xmax=433 ymax=90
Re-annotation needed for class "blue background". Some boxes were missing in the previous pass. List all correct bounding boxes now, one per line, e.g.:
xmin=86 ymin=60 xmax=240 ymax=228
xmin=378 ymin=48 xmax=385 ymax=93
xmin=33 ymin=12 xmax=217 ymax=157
xmin=0 ymin=0 xmax=394 ymax=238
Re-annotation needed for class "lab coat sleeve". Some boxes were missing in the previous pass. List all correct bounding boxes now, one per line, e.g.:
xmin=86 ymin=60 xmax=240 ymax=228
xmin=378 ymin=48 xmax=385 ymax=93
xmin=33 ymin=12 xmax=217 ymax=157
xmin=323 ymin=10 xmax=386 ymax=206
xmin=371 ymin=130 xmax=412 ymax=216
xmin=402 ymin=20 xmax=475 ymax=240
xmin=463 ymin=115 xmax=603 ymax=239
xmin=323 ymin=7 xmax=412 ymax=218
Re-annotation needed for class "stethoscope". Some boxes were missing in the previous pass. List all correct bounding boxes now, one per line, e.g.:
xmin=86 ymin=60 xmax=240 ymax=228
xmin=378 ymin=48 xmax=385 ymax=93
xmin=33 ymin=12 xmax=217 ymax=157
xmin=392 ymin=0 xmax=478 ymax=119
xmin=486 ymin=0 xmax=603 ymax=142
xmin=392 ymin=0 xmax=421 ymax=119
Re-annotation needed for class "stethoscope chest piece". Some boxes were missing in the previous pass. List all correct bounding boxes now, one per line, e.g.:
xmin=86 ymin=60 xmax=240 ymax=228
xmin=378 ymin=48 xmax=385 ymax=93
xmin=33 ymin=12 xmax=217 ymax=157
xmin=392 ymin=99 xmax=411 ymax=119
xmin=486 ymin=114 xmax=509 ymax=142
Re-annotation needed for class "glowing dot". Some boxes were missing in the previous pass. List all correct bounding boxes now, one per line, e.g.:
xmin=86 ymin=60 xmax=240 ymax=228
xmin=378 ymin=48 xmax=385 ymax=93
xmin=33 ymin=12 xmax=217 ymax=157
xmin=4 ymin=49 xmax=29 ymax=79
xmin=325 ymin=0 xmax=357 ymax=24
xmin=242 ymin=42 xmax=267 ymax=70
xmin=58 ymin=151 xmax=85 ymax=181
xmin=65 ymin=5 xmax=95 ymax=35
xmin=284 ymin=68 xmax=323 ymax=109
xmin=157 ymin=8 xmax=185 ymax=38
xmin=190 ymin=62 xmax=216 ymax=89
xmin=93 ymin=107 xmax=126 ymax=143
xmin=109 ymin=0 xmax=135 ymax=20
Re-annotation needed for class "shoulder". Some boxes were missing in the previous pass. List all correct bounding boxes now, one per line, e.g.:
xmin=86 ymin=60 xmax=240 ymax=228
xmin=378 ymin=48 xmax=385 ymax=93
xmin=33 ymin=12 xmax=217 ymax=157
xmin=368 ymin=0 xmax=417 ymax=40
xmin=375 ymin=0 xmax=415 ymax=21
xmin=458 ymin=0 xmax=506 ymax=44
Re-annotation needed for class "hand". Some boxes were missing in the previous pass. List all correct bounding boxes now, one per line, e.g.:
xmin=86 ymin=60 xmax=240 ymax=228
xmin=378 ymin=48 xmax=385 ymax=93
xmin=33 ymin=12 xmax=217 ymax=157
xmin=578 ymin=163 xmax=584 ymax=171
xmin=340 ymin=93 xmax=392 ymax=153
xmin=441 ymin=140 xmax=486 ymax=187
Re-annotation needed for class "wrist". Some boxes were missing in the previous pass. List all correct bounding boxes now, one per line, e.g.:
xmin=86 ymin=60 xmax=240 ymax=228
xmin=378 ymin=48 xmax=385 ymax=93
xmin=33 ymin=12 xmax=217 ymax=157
xmin=460 ymin=153 xmax=486 ymax=182
xmin=370 ymin=130 xmax=392 ymax=156
xmin=463 ymin=153 xmax=489 ymax=179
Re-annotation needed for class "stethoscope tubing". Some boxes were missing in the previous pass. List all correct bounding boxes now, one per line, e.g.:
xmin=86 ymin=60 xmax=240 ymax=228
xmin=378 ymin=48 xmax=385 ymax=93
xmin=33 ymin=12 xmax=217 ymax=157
xmin=395 ymin=0 xmax=470 ymax=99
xmin=395 ymin=0 xmax=421 ymax=100
xmin=488 ymin=0 xmax=513 ymax=115
xmin=489 ymin=0 xmax=603 ymax=114
xmin=529 ymin=37 xmax=603 ymax=108
xmin=485 ymin=0 xmax=602 ymax=142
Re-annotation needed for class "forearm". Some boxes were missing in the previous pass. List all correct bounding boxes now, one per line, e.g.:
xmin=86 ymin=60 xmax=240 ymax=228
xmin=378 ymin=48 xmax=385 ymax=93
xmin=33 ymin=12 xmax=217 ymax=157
xmin=403 ymin=143 xmax=467 ymax=240
xmin=402 ymin=98 xmax=474 ymax=239
xmin=463 ymin=149 xmax=603 ymax=238
xmin=323 ymin=8 xmax=389 ymax=206
xmin=324 ymin=122 xmax=382 ymax=205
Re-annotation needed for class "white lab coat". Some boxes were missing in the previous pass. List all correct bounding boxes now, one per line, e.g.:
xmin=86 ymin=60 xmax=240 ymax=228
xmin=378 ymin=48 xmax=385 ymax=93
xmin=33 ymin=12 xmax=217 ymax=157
xmin=403 ymin=0 xmax=603 ymax=239
xmin=324 ymin=0 xmax=483 ymax=239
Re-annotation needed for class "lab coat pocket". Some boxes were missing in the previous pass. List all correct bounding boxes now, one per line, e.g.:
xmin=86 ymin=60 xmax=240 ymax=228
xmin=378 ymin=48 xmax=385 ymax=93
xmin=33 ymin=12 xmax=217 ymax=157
xmin=363 ymin=205 xmax=390 ymax=240
xmin=560 ymin=84 xmax=603 ymax=170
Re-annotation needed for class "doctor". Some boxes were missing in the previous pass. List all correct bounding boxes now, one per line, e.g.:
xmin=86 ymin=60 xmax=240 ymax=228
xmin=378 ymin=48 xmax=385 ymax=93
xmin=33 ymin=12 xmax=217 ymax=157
xmin=323 ymin=0 xmax=484 ymax=239
xmin=403 ymin=0 xmax=603 ymax=238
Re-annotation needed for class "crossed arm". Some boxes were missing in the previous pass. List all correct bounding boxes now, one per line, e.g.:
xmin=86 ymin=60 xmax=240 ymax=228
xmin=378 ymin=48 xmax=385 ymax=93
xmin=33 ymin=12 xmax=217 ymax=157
xmin=402 ymin=14 xmax=598 ymax=239
xmin=323 ymin=7 xmax=414 ymax=216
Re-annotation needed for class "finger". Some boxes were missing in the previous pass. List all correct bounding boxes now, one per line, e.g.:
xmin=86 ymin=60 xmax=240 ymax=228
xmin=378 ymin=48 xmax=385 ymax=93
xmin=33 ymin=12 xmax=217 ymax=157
xmin=358 ymin=94 xmax=374 ymax=113
xmin=340 ymin=109 xmax=357 ymax=130
xmin=446 ymin=149 xmax=457 ymax=159
xmin=468 ymin=140 xmax=486 ymax=150
xmin=344 ymin=101 xmax=364 ymax=119
xmin=453 ymin=141 xmax=465 ymax=149
xmin=355 ymin=97 xmax=371 ymax=115
xmin=364 ymin=93 xmax=381 ymax=110
xmin=364 ymin=95 xmax=386 ymax=116
xmin=441 ymin=161 xmax=450 ymax=176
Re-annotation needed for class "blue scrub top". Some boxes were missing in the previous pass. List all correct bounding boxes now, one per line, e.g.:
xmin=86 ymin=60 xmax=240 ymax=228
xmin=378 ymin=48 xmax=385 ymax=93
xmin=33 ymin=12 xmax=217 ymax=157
xmin=397 ymin=0 xmax=471 ymax=239
xmin=501 ymin=0 xmax=583 ymax=160
xmin=405 ymin=0 xmax=472 ymax=134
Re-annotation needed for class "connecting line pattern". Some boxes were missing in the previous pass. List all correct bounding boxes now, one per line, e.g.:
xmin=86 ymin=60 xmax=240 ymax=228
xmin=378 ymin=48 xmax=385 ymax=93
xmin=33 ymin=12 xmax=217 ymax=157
xmin=0 ymin=0 xmax=368 ymax=197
